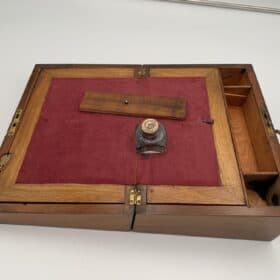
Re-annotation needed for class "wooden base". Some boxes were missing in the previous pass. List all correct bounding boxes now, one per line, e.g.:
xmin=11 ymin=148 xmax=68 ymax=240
xmin=1 ymin=202 xmax=280 ymax=241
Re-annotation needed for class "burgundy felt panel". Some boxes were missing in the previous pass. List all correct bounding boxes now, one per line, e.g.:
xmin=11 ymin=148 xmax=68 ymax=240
xmin=17 ymin=77 xmax=220 ymax=186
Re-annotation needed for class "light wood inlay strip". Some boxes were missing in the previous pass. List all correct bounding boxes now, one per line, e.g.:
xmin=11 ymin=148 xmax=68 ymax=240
xmin=0 ymin=184 xmax=125 ymax=203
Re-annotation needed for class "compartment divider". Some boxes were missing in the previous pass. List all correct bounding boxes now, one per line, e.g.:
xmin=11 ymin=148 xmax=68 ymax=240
xmin=220 ymin=67 xmax=278 ymax=204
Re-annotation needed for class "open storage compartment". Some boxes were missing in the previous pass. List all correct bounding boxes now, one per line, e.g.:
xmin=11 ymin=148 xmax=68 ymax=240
xmin=220 ymin=68 xmax=279 ymax=206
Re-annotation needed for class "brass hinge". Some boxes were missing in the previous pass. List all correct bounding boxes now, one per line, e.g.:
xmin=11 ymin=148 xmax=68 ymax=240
xmin=134 ymin=66 xmax=150 ymax=79
xmin=129 ymin=189 xmax=142 ymax=206
xmin=8 ymin=109 xmax=23 ymax=136
xmin=0 ymin=153 xmax=11 ymax=173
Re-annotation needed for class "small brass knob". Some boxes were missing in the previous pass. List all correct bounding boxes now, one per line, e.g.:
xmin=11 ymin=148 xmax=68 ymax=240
xmin=141 ymin=118 xmax=159 ymax=135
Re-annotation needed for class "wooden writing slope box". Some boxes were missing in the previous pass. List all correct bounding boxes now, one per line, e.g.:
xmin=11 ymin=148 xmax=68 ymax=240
xmin=0 ymin=64 xmax=280 ymax=241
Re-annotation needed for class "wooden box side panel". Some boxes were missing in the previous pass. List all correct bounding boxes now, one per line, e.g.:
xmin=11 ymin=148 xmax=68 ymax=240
xmin=0 ymin=203 xmax=134 ymax=231
xmin=246 ymin=65 xmax=280 ymax=171
xmin=134 ymin=205 xmax=280 ymax=241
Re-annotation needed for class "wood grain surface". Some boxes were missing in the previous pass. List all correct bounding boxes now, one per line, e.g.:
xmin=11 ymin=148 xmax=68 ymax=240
xmin=80 ymin=91 xmax=186 ymax=119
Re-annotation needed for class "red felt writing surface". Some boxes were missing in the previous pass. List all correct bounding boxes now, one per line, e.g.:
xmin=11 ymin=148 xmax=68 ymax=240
xmin=17 ymin=77 xmax=220 ymax=186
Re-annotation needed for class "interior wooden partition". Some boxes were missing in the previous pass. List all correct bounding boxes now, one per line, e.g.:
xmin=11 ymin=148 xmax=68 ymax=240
xmin=220 ymin=67 xmax=279 ymax=206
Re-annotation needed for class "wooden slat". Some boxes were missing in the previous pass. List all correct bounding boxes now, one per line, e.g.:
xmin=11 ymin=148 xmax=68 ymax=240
xmin=225 ymin=93 xmax=247 ymax=106
xmin=228 ymin=105 xmax=258 ymax=173
xmin=146 ymin=185 xmax=245 ymax=205
xmin=0 ymin=184 xmax=126 ymax=203
xmin=80 ymin=91 xmax=186 ymax=120
xmin=244 ymin=172 xmax=278 ymax=183
xmin=243 ymin=93 xmax=277 ymax=171
xmin=224 ymin=85 xmax=251 ymax=92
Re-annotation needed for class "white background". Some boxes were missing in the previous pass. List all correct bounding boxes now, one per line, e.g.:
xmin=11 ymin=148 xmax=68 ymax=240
xmin=0 ymin=1 xmax=279 ymax=279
